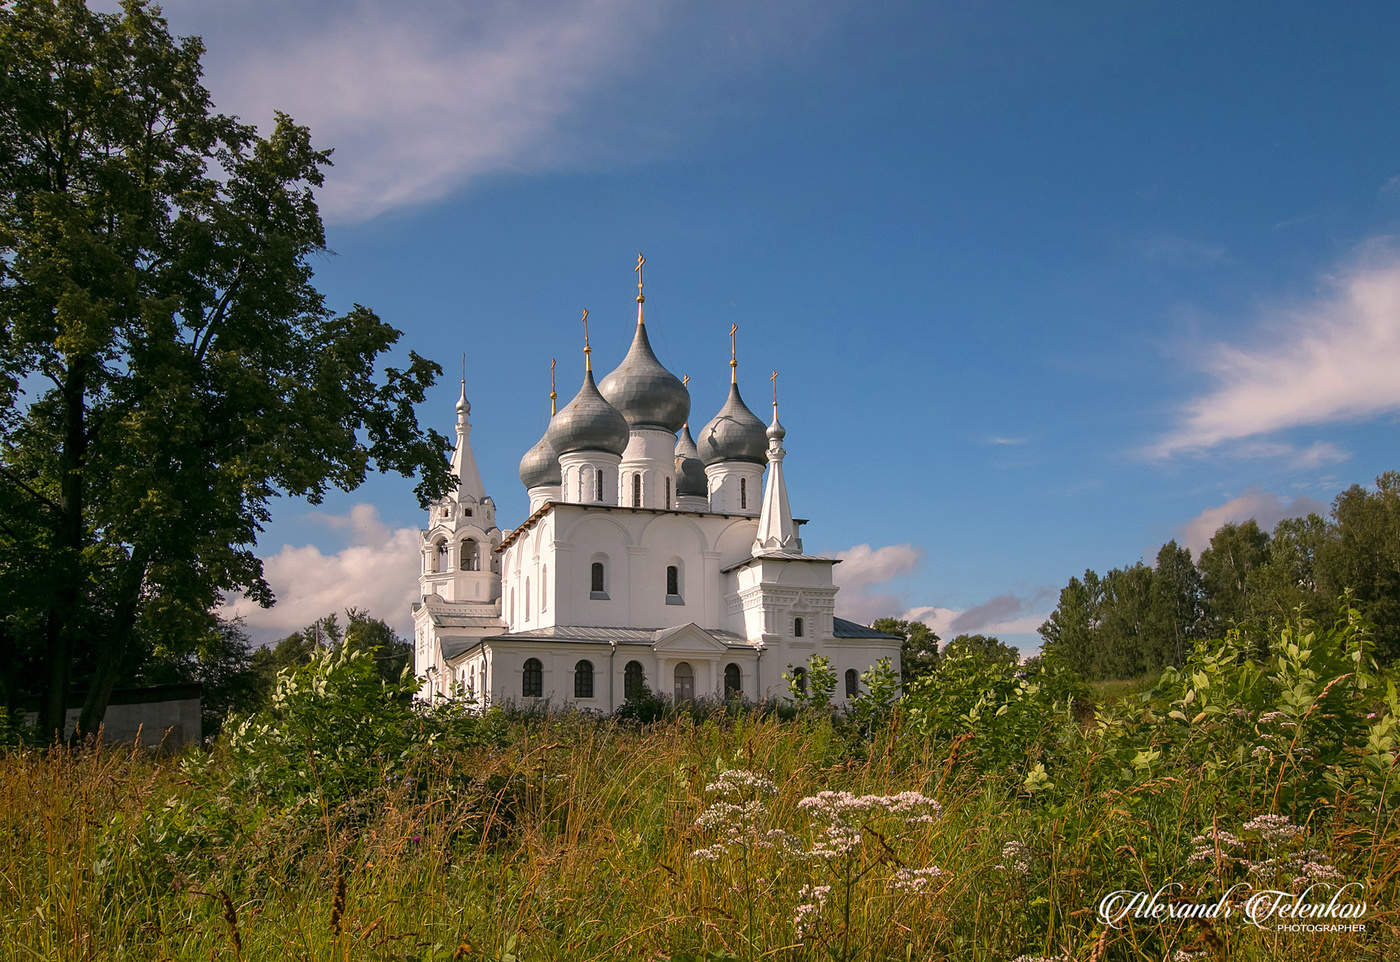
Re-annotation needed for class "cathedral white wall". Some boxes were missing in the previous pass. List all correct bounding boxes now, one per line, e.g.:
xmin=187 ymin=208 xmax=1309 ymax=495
xmin=705 ymin=462 xmax=763 ymax=516
xmin=618 ymin=427 xmax=681 ymax=509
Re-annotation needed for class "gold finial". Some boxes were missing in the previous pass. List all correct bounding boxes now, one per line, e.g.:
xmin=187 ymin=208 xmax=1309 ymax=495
xmin=549 ymin=357 xmax=557 ymax=415
xmin=581 ymin=309 xmax=592 ymax=373
xmin=770 ymin=369 xmax=779 ymax=407
xmin=728 ymin=323 xmax=738 ymax=384
xmin=460 ymin=352 xmax=466 ymax=391
xmin=635 ymin=252 xmax=646 ymax=302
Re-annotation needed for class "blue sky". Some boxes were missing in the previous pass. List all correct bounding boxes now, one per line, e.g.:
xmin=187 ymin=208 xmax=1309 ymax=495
xmin=168 ymin=0 xmax=1400 ymax=651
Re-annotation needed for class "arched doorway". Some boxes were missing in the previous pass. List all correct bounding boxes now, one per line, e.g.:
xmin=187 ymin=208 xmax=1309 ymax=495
xmin=673 ymin=661 xmax=694 ymax=702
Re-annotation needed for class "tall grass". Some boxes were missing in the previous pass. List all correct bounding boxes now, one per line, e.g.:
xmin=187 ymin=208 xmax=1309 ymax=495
xmin=0 ymin=709 xmax=1394 ymax=961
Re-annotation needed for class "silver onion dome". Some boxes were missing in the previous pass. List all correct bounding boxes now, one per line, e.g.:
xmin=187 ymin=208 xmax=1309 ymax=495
xmin=598 ymin=322 xmax=690 ymax=433
xmin=697 ymin=382 xmax=768 ymax=466
xmin=518 ymin=428 xmax=561 ymax=488
xmin=546 ymin=369 xmax=630 ymax=457
xmin=674 ymin=424 xmax=708 ymax=497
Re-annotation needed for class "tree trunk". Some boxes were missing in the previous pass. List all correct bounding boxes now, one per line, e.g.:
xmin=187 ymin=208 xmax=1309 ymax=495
xmin=76 ymin=548 xmax=149 ymax=739
xmin=41 ymin=360 xmax=87 ymax=741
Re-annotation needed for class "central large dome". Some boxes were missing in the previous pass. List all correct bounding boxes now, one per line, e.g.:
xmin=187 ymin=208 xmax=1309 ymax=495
xmin=598 ymin=321 xmax=690 ymax=434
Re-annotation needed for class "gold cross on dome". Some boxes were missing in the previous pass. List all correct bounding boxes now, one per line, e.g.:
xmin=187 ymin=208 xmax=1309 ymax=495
xmin=581 ymin=309 xmax=592 ymax=370
xmin=635 ymin=252 xmax=645 ymax=296
xmin=549 ymin=357 xmax=557 ymax=413
xmin=770 ymin=369 xmax=779 ymax=405
xmin=682 ymin=373 xmax=690 ymax=388
xmin=729 ymin=323 xmax=738 ymax=360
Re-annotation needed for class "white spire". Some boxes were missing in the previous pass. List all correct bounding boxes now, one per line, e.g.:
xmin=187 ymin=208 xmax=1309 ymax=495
xmin=752 ymin=371 xmax=801 ymax=556
xmin=449 ymin=357 xmax=486 ymax=500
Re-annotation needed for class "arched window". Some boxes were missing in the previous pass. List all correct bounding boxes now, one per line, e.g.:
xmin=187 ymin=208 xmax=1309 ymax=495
xmin=794 ymin=617 xmax=804 ymax=638
xmin=793 ymin=666 xmax=807 ymax=693
xmin=574 ymin=659 xmax=594 ymax=699
xmin=624 ymin=660 xmax=645 ymax=700
xmin=674 ymin=661 xmax=695 ymax=702
xmin=724 ymin=663 xmax=742 ymax=698
xmin=845 ymin=668 xmax=859 ymax=697
xmin=524 ymin=578 xmax=530 ymax=619
xmin=632 ymin=473 xmax=642 ymax=507
xmin=522 ymin=658 xmax=543 ymax=698
xmin=434 ymin=538 xmax=448 ymax=572
xmin=460 ymin=538 xmax=478 ymax=571
xmin=595 ymin=467 xmax=604 ymax=502
xmin=665 ymin=476 xmax=671 ymax=508
xmin=540 ymin=566 xmax=548 ymax=611
xmin=740 ymin=477 xmax=748 ymax=510
xmin=666 ymin=565 xmax=680 ymax=598
xmin=590 ymin=561 xmax=606 ymax=595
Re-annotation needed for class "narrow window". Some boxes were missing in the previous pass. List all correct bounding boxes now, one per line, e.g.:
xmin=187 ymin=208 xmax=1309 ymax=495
xmin=665 ymin=476 xmax=671 ymax=508
xmin=632 ymin=473 xmax=642 ymax=507
xmin=624 ymin=661 xmax=645 ymax=700
xmin=794 ymin=617 xmax=804 ymax=638
xmin=666 ymin=565 xmax=680 ymax=596
xmin=574 ymin=660 xmax=594 ymax=699
xmin=541 ymin=567 xmax=548 ymax=610
xmin=464 ymin=507 xmax=473 ymax=517
xmin=524 ymin=578 xmax=530 ymax=619
xmin=845 ymin=668 xmax=859 ymax=697
xmin=522 ymin=658 xmax=543 ymax=698
xmin=740 ymin=477 xmax=747 ymax=510
xmin=460 ymin=538 xmax=479 ymax=571
xmin=434 ymin=539 xmax=448 ymax=572
xmin=724 ymin=663 xmax=741 ymax=698
xmin=595 ymin=467 xmax=604 ymax=502
xmin=591 ymin=561 xmax=605 ymax=594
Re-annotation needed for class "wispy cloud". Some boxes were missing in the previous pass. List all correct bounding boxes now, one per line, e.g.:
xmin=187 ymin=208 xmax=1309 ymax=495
xmin=1382 ymin=173 xmax=1400 ymax=197
xmin=1179 ymin=488 xmax=1328 ymax=555
xmin=1138 ymin=233 xmax=1230 ymax=269
xmin=1148 ymin=247 xmax=1400 ymax=458
xmin=151 ymin=0 xmax=839 ymax=222
xmin=832 ymin=543 xmax=923 ymax=623
xmin=1224 ymin=440 xmax=1350 ymax=468
xmin=223 ymin=504 xmax=420 ymax=642
xmin=985 ymin=435 xmax=1028 ymax=446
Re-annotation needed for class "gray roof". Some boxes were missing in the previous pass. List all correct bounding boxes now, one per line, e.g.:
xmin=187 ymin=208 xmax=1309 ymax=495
xmin=720 ymin=552 xmax=840 ymax=573
xmin=833 ymin=617 xmax=902 ymax=640
xmin=697 ymin=382 xmax=768 ymax=466
xmin=481 ymin=624 xmax=750 ymax=647
xmin=518 ymin=424 xmax=561 ymax=488
xmin=674 ymin=424 xmax=708 ymax=497
xmin=546 ymin=368 xmax=630 ymax=457
xmin=598 ymin=321 xmax=690 ymax=433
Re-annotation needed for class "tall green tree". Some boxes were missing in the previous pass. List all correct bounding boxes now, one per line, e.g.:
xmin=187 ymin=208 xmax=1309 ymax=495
xmin=871 ymin=617 xmax=941 ymax=682
xmin=1317 ymin=474 xmax=1400 ymax=661
xmin=942 ymin=633 xmax=1019 ymax=663
xmin=1147 ymin=540 xmax=1203 ymax=669
xmin=0 ymin=0 xmax=451 ymax=738
xmin=1197 ymin=520 xmax=1270 ymax=637
xmin=1038 ymin=570 xmax=1103 ymax=679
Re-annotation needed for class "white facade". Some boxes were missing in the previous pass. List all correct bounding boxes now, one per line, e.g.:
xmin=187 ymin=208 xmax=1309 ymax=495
xmin=412 ymin=272 xmax=900 ymax=708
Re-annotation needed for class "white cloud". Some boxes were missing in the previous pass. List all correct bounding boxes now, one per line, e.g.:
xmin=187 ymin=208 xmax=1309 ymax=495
xmin=1148 ymin=249 xmax=1400 ymax=458
xmin=223 ymin=504 xmax=421 ymax=642
xmin=985 ymin=435 xmax=1028 ymax=446
xmin=831 ymin=543 xmax=923 ymax=623
xmin=1225 ymin=440 xmax=1351 ymax=468
xmin=1179 ymin=488 xmax=1328 ymax=555
xmin=145 ymin=0 xmax=839 ymax=222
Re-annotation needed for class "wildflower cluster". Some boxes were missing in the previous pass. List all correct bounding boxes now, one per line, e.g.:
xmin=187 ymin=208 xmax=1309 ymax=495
xmin=889 ymin=865 xmax=944 ymax=893
xmin=995 ymin=839 xmax=1031 ymax=876
xmin=1187 ymin=814 xmax=1344 ymax=887
xmin=691 ymin=769 xmax=797 ymax=863
xmin=793 ymin=883 xmax=830 ymax=939
xmin=796 ymin=789 xmax=941 ymax=859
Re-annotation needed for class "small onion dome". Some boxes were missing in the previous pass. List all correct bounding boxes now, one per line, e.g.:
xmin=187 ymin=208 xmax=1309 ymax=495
xmin=674 ymin=424 xmax=708 ymax=497
xmin=766 ymin=408 xmax=785 ymax=442
xmin=518 ymin=428 xmax=561 ymax=488
xmin=598 ymin=323 xmax=690 ymax=433
xmin=697 ymin=382 xmax=768 ymax=466
xmin=545 ymin=369 xmax=629 ymax=456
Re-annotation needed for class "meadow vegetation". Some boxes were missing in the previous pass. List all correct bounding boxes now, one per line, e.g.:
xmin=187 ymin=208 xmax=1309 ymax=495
xmin=1 ymin=602 xmax=1397 ymax=961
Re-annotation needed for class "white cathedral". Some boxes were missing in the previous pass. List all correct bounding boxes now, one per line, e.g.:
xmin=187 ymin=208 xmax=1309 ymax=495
xmin=411 ymin=259 xmax=900 ymax=709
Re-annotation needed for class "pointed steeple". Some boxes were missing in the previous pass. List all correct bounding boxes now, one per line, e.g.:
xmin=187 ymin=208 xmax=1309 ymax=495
xmin=450 ymin=354 xmax=486 ymax=500
xmin=752 ymin=370 xmax=801 ymax=555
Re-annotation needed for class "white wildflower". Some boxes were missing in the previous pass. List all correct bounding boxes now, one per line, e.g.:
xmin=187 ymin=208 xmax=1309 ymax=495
xmin=995 ymin=840 xmax=1031 ymax=876
xmin=794 ymin=883 xmax=831 ymax=940
xmin=889 ymin=865 xmax=943 ymax=893
xmin=1243 ymin=813 xmax=1303 ymax=845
